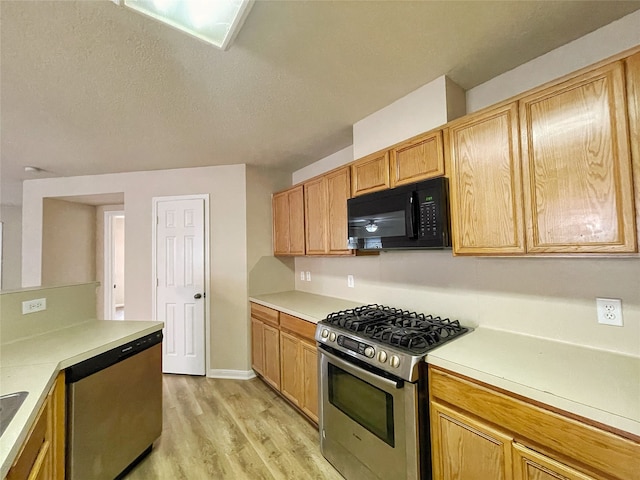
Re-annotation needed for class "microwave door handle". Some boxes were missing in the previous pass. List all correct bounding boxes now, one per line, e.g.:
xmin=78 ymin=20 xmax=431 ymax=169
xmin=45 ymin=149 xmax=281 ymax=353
xmin=406 ymin=193 xmax=417 ymax=239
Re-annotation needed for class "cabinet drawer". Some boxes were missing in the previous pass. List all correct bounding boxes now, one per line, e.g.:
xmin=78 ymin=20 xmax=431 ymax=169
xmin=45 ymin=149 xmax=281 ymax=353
xmin=429 ymin=367 xmax=640 ymax=480
xmin=279 ymin=313 xmax=316 ymax=343
xmin=250 ymin=303 xmax=279 ymax=327
xmin=7 ymin=398 xmax=50 ymax=480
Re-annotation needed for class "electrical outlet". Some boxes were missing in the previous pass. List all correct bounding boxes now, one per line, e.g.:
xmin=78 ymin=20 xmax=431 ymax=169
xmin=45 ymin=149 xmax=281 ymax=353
xmin=305 ymin=271 xmax=311 ymax=282
xmin=596 ymin=298 xmax=623 ymax=326
xmin=347 ymin=275 xmax=355 ymax=288
xmin=300 ymin=271 xmax=305 ymax=281
xmin=22 ymin=298 xmax=47 ymax=314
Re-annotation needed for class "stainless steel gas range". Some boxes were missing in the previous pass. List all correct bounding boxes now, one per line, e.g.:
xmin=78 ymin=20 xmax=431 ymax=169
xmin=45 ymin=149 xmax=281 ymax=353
xmin=315 ymin=305 xmax=469 ymax=480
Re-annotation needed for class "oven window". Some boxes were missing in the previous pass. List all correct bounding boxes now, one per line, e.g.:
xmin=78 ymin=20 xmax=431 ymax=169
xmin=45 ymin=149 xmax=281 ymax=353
xmin=328 ymin=363 xmax=394 ymax=447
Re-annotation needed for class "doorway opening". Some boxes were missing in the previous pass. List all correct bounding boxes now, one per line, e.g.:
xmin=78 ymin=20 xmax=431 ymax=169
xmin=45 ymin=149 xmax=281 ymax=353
xmin=104 ymin=210 xmax=125 ymax=320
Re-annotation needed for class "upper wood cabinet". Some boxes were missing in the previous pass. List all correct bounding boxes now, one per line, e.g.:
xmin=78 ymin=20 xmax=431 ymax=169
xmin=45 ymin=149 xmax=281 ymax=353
xmin=304 ymin=166 xmax=352 ymax=255
xmin=390 ymin=130 xmax=445 ymax=188
xmin=626 ymin=52 xmax=640 ymax=248
xmin=351 ymin=151 xmax=390 ymax=197
xmin=447 ymin=102 xmax=525 ymax=255
xmin=520 ymin=61 xmax=636 ymax=253
xmin=273 ymin=186 xmax=305 ymax=256
xmin=304 ymin=177 xmax=327 ymax=255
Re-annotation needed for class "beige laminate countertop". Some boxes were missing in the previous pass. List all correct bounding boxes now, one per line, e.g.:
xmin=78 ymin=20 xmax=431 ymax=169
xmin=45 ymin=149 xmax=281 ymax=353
xmin=0 ymin=319 xmax=163 ymax=478
xmin=250 ymin=291 xmax=365 ymax=323
xmin=427 ymin=327 xmax=640 ymax=438
xmin=250 ymin=290 xmax=640 ymax=439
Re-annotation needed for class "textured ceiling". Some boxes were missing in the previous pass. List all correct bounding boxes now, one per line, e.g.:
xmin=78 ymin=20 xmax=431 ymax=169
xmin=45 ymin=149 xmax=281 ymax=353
xmin=2 ymin=1 xmax=640 ymax=205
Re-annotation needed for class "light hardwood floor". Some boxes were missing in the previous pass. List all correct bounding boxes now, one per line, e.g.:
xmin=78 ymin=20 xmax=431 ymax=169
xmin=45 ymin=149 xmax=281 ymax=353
xmin=124 ymin=375 xmax=344 ymax=480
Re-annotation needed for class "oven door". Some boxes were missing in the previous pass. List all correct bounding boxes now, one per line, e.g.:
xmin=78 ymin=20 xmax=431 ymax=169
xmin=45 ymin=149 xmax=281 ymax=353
xmin=318 ymin=347 xmax=419 ymax=480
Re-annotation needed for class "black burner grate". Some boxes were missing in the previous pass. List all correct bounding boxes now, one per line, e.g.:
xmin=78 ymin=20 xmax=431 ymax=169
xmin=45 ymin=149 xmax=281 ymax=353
xmin=323 ymin=304 xmax=467 ymax=354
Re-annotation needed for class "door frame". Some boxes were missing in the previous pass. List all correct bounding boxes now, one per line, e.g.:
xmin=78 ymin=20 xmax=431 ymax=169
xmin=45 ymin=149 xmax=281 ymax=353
xmin=151 ymin=194 xmax=211 ymax=375
xmin=103 ymin=210 xmax=125 ymax=320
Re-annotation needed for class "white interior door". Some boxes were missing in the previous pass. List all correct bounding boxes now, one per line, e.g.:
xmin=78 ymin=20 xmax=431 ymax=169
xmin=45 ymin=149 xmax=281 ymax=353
xmin=156 ymin=197 xmax=206 ymax=375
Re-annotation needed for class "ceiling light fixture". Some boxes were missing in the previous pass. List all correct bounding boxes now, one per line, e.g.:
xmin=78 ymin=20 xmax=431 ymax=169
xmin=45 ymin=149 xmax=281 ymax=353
xmin=113 ymin=0 xmax=254 ymax=51
xmin=24 ymin=166 xmax=44 ymax=173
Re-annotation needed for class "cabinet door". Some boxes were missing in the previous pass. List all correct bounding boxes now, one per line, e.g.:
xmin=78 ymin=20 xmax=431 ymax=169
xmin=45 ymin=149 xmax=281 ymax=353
xmin=280 ymin=331 xmax=302 ymax=406
xmin=431 ymin=401 xmax=512 ymax=480
xmin=300 ymin=341 xmax=319 ymax=423
xmin=304 ymin=177 xmax=328 ymax=255
xmin=351 ymin=151 xmax=390 ymax=197
xmin=520 ymin=61 xmax=636 ymax=253
xmin=326 ymin=167 xmax=352 ymax=254
xmin=262 ymin=324 xmax=281 ymax=390
xmin=288 ymin=186 xmax=306 ymax=255
xmin=272 ymin=191 xmax=290 ymax=255
xmin=447 ymin=102 xmax=525 ymax=255
xmin=513 ymin=443 xmax=596 ymax=480
xmin=626 ymin=52 xmax=640 ymax=248
xmin=390 ymin=130 xmax=445 ymax=188
xmin=251 ymin=317 xmax=265 ymax=375
xmin=50 ymin=372 xmax=65 ymax=480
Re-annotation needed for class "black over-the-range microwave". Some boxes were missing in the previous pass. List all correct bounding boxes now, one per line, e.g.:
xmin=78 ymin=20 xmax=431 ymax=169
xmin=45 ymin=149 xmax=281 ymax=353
xmin=347 ymin=177 xmax=451 ymax=250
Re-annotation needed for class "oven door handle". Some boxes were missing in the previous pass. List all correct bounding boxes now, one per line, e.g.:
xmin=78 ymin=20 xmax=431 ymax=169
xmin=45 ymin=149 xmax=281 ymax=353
xmin=319 ymin=347 xmax=405 ymax=390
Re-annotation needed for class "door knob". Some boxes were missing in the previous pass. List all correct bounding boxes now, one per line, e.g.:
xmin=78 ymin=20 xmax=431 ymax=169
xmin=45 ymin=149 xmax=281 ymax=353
xmin=194 ymin=293 xmax=202 ymax=299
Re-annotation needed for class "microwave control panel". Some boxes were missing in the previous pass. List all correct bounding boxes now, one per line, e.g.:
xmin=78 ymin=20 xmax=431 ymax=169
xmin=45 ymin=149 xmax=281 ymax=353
xmin=419 ymin=196 xmax=439 ymax=238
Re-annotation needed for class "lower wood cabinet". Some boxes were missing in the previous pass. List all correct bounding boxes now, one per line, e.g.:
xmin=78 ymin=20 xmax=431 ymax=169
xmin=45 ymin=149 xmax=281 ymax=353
xmin=431 ymin=401 xmax=512 ymax=480
xmin=512 ymin=443 xmax=596 ymax=480
xmin=250 ymin=303 xmax=319 ymax=424
xmin=428 ymin=366 xmax=640 ymax=480
xmin=250 ymin=303 xmax=281 ymax=390
xmin=7 ymin=372 xmax=65 ymax=480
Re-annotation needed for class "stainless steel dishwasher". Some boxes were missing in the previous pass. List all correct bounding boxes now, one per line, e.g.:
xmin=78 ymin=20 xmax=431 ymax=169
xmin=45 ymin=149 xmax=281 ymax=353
xmin=66 ymin=331 xmax=163 ymax=480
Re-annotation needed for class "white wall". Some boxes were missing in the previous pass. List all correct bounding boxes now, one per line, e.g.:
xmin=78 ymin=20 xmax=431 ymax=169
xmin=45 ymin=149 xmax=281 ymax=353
xmin=467 ymin=9 xmax=640 ymax=112
xmin=293 ymin=12 xmax=640 ymax=356
xmin=353 ymin=75 xmax=464 ymax=159
xmin=292 ymin=146 xmax=354 ymax=185
xmin=0 ymin=205 xmax=22 ymax=290
xmin=41 ymin=198 xmax=96 ymax=286
xmin=22 ymin=165 xmax=251 ymax=372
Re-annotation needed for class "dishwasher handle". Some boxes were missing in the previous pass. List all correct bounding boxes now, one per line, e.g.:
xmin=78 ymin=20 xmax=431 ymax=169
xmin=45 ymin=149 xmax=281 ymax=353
xmin=66 ymin=330 xmax=163 ymax=383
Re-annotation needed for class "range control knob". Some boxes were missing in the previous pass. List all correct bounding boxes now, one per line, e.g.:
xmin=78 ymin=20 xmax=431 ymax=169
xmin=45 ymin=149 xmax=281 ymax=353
xmin=321 ymin=329 xmax=329 ymax=339
xmin=329 ymin=332 xmax=337 ymax=342
xmin=389 ymin=355 xmax=400 ymax=368
xmin=377 ymin=351 xmax=388 ymax=363
xmin=364 ymin=346 xmax=375 ymax=358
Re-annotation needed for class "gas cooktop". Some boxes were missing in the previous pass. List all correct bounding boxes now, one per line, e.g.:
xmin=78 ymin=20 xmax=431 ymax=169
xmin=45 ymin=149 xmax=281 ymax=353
xmin=315 ymin=304 xmax=469 ymax=381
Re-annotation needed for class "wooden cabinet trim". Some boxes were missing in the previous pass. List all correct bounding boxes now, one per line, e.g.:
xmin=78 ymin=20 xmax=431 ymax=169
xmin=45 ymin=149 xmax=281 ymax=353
xmin=429 ymin=366 xmax=640 ymax=480
xmin=250 ymin=303 xmax=279 ymax=327
xmin=520 ymin=61 xmax=636 ymax=253
xmin=279 ymin=313 xmax=316 ymax=342
xmin=626 ymin=52 xmax=640 ymax=249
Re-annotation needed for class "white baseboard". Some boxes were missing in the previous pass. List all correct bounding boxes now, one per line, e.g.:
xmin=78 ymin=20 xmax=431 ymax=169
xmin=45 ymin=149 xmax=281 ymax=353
xmin=207 ymin=369 xmax=256 ymax=380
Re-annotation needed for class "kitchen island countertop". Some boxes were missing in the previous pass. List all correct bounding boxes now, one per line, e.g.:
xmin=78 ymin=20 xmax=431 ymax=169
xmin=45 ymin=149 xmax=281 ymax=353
xmin=0 ymin=319 xmax=163 ymax=478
